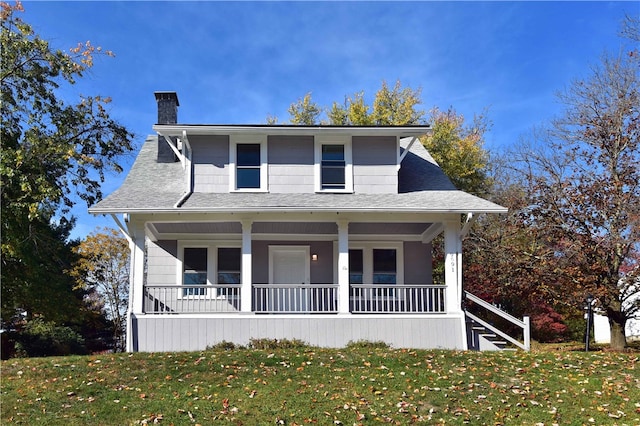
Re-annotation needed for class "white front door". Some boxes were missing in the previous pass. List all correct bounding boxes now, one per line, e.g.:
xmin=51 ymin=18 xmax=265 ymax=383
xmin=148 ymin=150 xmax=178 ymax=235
xmin=269 ymin=246 xmax=310 ymax=312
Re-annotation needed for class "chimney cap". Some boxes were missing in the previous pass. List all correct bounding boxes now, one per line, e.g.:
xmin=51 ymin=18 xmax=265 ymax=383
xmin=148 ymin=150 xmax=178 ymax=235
xmin=154 ymin=91 xmax=179 ymax=106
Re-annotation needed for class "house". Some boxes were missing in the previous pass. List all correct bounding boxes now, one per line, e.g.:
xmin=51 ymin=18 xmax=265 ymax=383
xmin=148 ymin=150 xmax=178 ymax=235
xmin=90 ymin=92 xmax=530 ymax=352
xmin=593 ymin=274 xmax=640 ymax=344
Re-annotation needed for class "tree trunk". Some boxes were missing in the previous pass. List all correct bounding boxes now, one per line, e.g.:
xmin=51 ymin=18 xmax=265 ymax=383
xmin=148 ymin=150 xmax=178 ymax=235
xmin=608 ymin=315 xmax=627 ymax=351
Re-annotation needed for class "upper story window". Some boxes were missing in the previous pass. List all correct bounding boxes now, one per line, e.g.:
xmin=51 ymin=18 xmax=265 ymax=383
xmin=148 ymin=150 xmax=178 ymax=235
xmin=315 ymin=136 xmax=352 ymax=193
xmin=321 ymin=145 xmax=345 ymax=190
xmin=236 ymin=144 xmax=261 ymax=188
xmin=230 ymin=135 xmax=267 ymax=192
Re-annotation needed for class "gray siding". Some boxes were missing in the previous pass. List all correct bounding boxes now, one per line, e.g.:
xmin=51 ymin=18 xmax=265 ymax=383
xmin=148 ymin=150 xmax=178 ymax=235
xmin=191 ymin=135 xmax=229 ymax=192
xmin=146 ymin=240 xmax=177 ymax=285
xmin=187 ymin=135 xmax=400 ymax=194
xmin=352 ymin=136 xmax=397 ymax=194
xmin=268 ymin=136 xmax=314 ymax=193
xmin=404 ymin=241 xmax=433 ymax=284
xmin=132 ymin=315 xmax=466 ymax=352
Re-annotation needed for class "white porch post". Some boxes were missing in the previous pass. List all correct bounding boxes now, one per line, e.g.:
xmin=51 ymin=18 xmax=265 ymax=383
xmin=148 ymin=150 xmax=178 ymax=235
xmin=240 ymin=220 xmax=253 ymax=313
xmin=127 ymin=221 xmax=146 ymax=352
xmin=337 ymin=220 xmax=350 ymax=314
xmin=443 ymin=220 xmax=463 ymax=314
xmin=444 ymin=219 xmax=468 ymax=350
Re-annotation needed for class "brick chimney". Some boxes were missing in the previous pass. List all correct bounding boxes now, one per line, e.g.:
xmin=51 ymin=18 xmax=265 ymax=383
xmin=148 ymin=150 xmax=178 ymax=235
xmin=154 ymin=91 xmax=179 ymax=162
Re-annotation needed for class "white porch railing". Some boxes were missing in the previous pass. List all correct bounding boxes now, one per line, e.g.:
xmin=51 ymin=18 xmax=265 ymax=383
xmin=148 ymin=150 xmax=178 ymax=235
xmin=350 ymin=284 xmax=446 ymax=313
xmin=143 ymin=285 xmax=241 ymax=314
xmin=142 ymin=284 xmax=447 ymax=314
xmin=252 ymin=284 xmax=339 ymax=313
xmin=464 ymin=291 xmax=531 ymax=351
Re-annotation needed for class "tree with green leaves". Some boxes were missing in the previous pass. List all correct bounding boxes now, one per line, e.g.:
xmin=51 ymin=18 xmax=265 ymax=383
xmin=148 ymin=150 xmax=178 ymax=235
xmin=278 ymin=82 xmax=491 ymax=197
xmin=71 ymin=228 xmax=129 ymax=352
xmin=327 ymin=81 xmax=424 ymax=126
xmin=288 ymin=92 xmax=321 ymax=125
xmin=1 ymin=2 xmax=134 ymax=327
xmin=422 ymin=107 xmax=491 ymax=197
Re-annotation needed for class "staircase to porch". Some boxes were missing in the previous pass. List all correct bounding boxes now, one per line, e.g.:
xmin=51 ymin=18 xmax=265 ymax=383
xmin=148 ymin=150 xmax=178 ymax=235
xmin=464 ymin=291 xmax=531 ymax=351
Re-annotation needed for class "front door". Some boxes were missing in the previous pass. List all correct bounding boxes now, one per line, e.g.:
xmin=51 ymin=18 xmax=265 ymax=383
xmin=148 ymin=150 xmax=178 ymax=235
xmin=269 ymin=246 xmax=310 ymax=312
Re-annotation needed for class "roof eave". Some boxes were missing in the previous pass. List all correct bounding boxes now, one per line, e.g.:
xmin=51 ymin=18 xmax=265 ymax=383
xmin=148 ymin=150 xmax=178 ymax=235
xmin=152 ymin=124 xmax=431 ymax=138
xmin=89 ymin=206 xmax=508 ymax=215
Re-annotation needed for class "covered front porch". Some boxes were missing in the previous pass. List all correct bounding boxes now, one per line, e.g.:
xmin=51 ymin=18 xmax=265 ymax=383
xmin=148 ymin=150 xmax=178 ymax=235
xmin=121 ymin=211 xmax=470 ymax=351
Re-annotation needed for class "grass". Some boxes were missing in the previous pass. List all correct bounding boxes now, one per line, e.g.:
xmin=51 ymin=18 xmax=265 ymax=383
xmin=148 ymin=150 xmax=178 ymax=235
xmin=1 ymin=342 xmax=639 ymax=425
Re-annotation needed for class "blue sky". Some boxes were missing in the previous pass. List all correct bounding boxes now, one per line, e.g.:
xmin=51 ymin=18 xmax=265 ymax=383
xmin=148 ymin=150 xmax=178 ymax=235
xmin=19 ymin=1 xmax=637 ymax=239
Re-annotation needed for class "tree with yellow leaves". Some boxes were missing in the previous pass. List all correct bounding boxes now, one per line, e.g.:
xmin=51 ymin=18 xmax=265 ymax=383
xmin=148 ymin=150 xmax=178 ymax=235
xmin=72 ymin=228 xmax=129 ymax=352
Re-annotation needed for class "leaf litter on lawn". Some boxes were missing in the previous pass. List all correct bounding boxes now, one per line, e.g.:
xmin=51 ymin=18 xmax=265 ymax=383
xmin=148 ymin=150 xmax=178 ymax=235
xmin=1 ymin=347 xmax=638 ymax=425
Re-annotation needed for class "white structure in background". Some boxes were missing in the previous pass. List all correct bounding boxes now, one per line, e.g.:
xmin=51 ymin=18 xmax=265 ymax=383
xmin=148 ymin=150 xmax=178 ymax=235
xmin=593 ymin=275 xmax=640 ymax=343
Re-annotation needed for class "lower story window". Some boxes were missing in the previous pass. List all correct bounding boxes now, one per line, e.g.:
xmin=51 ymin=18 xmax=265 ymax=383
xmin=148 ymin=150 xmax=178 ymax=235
xmin=349 ymin=249 xmax=363 ymax=284
xmin=217 ymin=248 xmax=241 ymax=297
xmin=183 ymin=247 xmax=207 ymax=296
xmin=373 ymin=249 xmax=397 ymax=285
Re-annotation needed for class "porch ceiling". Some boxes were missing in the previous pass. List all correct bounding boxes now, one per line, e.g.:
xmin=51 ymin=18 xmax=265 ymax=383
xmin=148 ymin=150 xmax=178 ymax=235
xmin=149 ymin=221 xmax=432 ymax=237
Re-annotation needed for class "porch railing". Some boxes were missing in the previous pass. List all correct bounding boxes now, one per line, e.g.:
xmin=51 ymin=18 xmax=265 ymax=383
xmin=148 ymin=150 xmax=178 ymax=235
xmin=252 ymin=284 xmax=338 ymax=313
xmin=464 ymin=291 xmax=531 ymax=351
xmin=350 ymin=284 xmax=446 ymax=313
xmin=142 ymin=284 xmax=446 ymax=314
xmin=143 ymin=285 xmax=241 ymax=314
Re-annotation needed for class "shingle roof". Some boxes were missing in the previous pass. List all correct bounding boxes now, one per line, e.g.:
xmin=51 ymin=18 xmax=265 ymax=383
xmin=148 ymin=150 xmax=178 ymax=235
xmin=90 ymin=134 xmax=506 ymax=215
xmin=90 ymin=135 xmax=186 ymax=211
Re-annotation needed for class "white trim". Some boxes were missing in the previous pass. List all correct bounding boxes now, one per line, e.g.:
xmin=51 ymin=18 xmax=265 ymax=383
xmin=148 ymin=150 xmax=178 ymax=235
xmin=229 ymin=134 xmax=268 ymax=192
xmin=398 ymin=136 xmax=419 ymax=163
xmin=176 ymin=241 xmax=242 ymax=298
xmin=153 ymin=124 xmax=431 ymax=137
xmin=136 ymin=312 xmax=463 ymax=320
xmin=314 ymin=135 xmax=353 ymax=193
xmin=345 ymin=241 xmax=405 ymax=285
xmin=157 ymin=132 xmax=185 ymax=165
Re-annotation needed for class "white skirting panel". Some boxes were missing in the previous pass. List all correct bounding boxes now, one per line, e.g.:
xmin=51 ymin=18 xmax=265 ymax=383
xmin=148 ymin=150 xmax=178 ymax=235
xmin=131 ymin=314 xmax=466 ymax=352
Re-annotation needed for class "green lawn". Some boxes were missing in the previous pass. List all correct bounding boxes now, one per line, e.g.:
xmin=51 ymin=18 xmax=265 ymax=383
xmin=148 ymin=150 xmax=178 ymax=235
xmin=2 ymin=344 xmax=638 ymax=425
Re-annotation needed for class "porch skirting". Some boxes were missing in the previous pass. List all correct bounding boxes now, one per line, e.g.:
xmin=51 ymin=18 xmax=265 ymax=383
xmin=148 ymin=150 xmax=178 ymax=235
xmin=130 ymin=314 xmax=466 ymax=352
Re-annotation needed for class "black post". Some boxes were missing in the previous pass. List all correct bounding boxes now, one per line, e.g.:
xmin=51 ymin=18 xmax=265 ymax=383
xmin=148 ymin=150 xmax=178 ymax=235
xmin=585 ymin=294 xmax=594 ymax=352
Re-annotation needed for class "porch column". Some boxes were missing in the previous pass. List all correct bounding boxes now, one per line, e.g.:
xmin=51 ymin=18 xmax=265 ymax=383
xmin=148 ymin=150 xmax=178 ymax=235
xmin=240 ymin=220 xmax=253 ymax=313
xmin=337 ymin=220 xmax=350 ymax=314
xmin=127 ymin=221 xmax=146 ymax=352
xmin=443 ymin=220 xmax=462 ymax=314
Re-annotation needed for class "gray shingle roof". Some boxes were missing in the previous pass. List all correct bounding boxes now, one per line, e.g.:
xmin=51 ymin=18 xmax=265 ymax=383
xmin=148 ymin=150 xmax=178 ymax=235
xmin=90 ymin=134 xmax=506 ymax=215
xmin=90 ymin=135 xmax=186 ymax=211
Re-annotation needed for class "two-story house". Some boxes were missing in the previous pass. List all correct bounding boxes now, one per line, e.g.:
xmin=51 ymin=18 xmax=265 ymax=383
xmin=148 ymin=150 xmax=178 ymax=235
xmin=90 ymin=92 xmax=529 ymax=352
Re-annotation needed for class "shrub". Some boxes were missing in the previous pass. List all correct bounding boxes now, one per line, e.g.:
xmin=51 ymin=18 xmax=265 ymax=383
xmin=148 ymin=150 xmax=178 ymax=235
xmin=207 ymin=340 xmax=242 ymax=351
xmin=13 ymin=318 xmax=87 ymax=357
xmin=248 ymin=338 xmax=309 ymax=350
xmin=530 ymin=303 xmax=569 ymax=343
xmin=346 ymin=340 xmax=390 ymax=350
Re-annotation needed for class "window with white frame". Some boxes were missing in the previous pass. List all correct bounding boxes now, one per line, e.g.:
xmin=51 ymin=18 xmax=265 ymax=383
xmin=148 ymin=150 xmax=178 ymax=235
xmin=345 ymin=243 xmax=403 ymax=286
xmin=179 ymin=244 xmax=241 ymax=297
xmin=315 ymin=136 xmax=352 ymax=192
xmin=230 ymin=135 xmax=267 ymax=191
